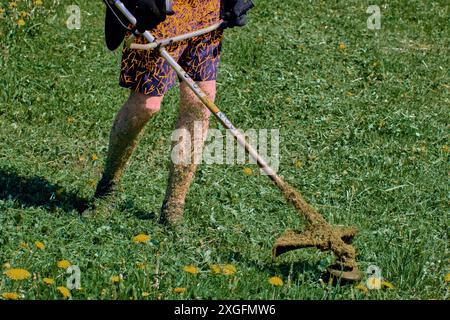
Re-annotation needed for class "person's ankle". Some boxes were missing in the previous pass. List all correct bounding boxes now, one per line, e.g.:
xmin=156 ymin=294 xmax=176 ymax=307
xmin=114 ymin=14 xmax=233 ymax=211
xmin=94 ymin=176 xmax=117 ymax=199
xmin=159 ymin=200 xmax=185 ymax=227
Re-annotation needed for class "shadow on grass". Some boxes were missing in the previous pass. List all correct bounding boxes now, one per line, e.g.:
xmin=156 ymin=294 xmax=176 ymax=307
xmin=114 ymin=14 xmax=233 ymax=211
xmin=119 ymin=198 xmax=157 ymax=220
xmin=0 ymin=167 xmax=89 ymax=213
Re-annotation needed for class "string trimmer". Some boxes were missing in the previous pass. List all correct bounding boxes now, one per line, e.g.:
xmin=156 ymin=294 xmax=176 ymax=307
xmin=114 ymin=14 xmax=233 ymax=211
xmin=106 ymin=0 xmax=361 ymax=281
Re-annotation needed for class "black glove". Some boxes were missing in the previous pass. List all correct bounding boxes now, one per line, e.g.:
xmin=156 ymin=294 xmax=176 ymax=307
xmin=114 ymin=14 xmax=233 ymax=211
xmin=134 ymin=0 xmax=167 ymax=33
xmin=104 ymin=0 xmax=167 ymax=51
xmin=220 ymin=0 xmax=254 ymax=28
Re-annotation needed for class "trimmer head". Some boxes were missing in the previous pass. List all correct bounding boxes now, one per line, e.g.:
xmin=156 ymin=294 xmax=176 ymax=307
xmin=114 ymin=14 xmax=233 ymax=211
xmin=273 ymin=226 xmax=362 ymax=281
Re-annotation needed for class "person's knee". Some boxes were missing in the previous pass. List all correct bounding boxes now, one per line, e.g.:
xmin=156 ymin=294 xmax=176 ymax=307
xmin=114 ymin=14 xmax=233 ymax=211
xmin=129 ymin=92 xmax=163 ymax=117
xmin=180 ymin=81 xmax=215 ymax=119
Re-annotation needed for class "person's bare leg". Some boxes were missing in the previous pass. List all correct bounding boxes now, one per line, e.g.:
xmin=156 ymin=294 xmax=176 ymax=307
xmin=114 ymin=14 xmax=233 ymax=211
xmin=159 ymin=81 xmax=216 ymax=226
xmin=94 ymin=92 xmax=163 ymax=199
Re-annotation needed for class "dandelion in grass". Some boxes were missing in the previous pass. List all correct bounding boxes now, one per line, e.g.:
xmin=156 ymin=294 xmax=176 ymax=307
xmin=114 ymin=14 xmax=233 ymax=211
xmin=222 ymin=264 xmax=236 ymax=276
xmin=57 ymin=260 xmax=71 ymax=269
xmin=132 ymin=234 xmax=150 ymax=244
xmin=91 ymin=153 xmax=98 ymax=161
xmin=34 ymin=0 xmax=43 ymax=6
xmin=445 ymin=273 xmax=450 ymax=283
xmin=367 ymin=276 xmax=381 ymax=289
xmin=268 ymin=276 xmax=283 ymax=287
xmin=2 ymin=263 xmax=11 ymax=270
xmin=136 ymin=262 xmax=146 ymax=270
xmin=338 ymin=42 xmax=346 ymax=50
xmin=17 ymin=19 xmax=25 ymax=27
xmin=9 ymin=2 xmax=17 ymax=9
xmin=4 ymin=268 xmax=31 ymax=280
xmin=111 ymin=275 xmax=122 ymax=283
xmin=243 ymin=167 xmax=253 ymax=175
xmin=43 ymin=278 xmax=54 ymax=285
xmin=19 ymin=242 xmax=29 ymax=249
xmin=210 ymin=264 xmax=221 ymax=274
xmin=35 ymin=241 xmax=45 ymax=250
xmin=2 ymin=292 xmax=20 ymax=300
xmin=173 ymin=287 xmax=187 ymax=293
xmin=183 ymin=265 xmax=199 ymax=275
xmin=57 ymin=286 xmax=71 ymax=298
xmin=142 ymin=292 xmax=150 ymax=297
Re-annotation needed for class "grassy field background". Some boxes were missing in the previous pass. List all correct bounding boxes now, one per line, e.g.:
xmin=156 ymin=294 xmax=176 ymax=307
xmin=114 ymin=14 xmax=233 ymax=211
xmin=0 ymin=0 xmax=448 ymax=300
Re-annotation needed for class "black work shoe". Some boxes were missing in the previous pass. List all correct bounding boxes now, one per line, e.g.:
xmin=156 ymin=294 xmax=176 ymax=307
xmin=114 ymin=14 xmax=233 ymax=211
xmin=79 ymin=177 xmax=117 ymax=218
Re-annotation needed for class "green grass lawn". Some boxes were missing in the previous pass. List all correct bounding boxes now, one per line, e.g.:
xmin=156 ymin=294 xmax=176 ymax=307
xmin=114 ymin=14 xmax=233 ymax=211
xmin=0 ymin=0 xmax=448 ymax=300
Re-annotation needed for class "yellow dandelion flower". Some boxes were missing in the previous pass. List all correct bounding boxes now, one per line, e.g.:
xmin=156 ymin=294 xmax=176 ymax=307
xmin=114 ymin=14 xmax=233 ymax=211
xmin=210 ymin=264 xmax=221 ymax=274
xmin=0 ymin=8 xmax=5 ymax=15
xmin=35 ymin=241 xmax=45 ymax=250
xmin=91 ymin=153 xmax=97 ymax=161
xmin=57 ymin=260 xmax=71 ymax=269
xmin=381 ymin=280 xmax=394 ymax=289
xmin=132 ymin=234 xmax=150 ymax=243
xmin=222 ymin=264 xmax=237 ymax=276
xmin=442 ymin=145 xmax=449 ymax=153
xmin=34 ymin=0 xmax=43 ymax=6
xmin=183 ymin=265 xmax=199 ymax=275
xmin=19 ymin=242 xmax=29 ymax=249
xmin=173 ymin=287 xmax=187 ymax=293
xmin=20 ymin=11 xmax=28 ymax=18
xmin=110 ymin=275 xmax=121 ymax=283
xmin=88 ymin=179 xmax=96 ymax=188
xmin=445 ymin=273 xmax=450 ymax=283
xmin=294 ymin=160 xmax=303 ymax=169
xmin=268 ymin=276 xmax=283 ymax=286
xmin=67 ymin=116 xmax=75 ymax=124
xmin=243 ymin=167 xmax=253 ymax=175
xmin=2 ymin=292 xmax=20 ymax=300
xmin=17 ymin=19 xmax=25 ymax=27
xmin=142 ymin=292 xmax=150 ymax=297
xmin=136 ymin=262 xmax=146 ymax=270
xmin=338 ymin=42 xmax=346 ymax=50
xmin=43 ymin=277 xmax=54 ymax=285
xmin=367 ymin=276 xmax=382 ymax=290
xmin=4 ymin=268 xmax=31 ymax=280
xmin=355 ymin=283 xmax=368 ymax=294
xmin=57 ymin=286 xmax=71 ymax=298
xmin=9 ymin=2 xmax=17 ymax=9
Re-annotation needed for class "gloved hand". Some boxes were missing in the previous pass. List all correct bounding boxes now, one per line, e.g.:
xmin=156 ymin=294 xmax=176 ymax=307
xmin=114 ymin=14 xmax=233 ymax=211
xmin=220 ymin=0 xmax=254 ymax=28
xmin=104 ymin=0 xmax=167 ymax=51
xmin=134 ymin=0 xmax=167 ymax=33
